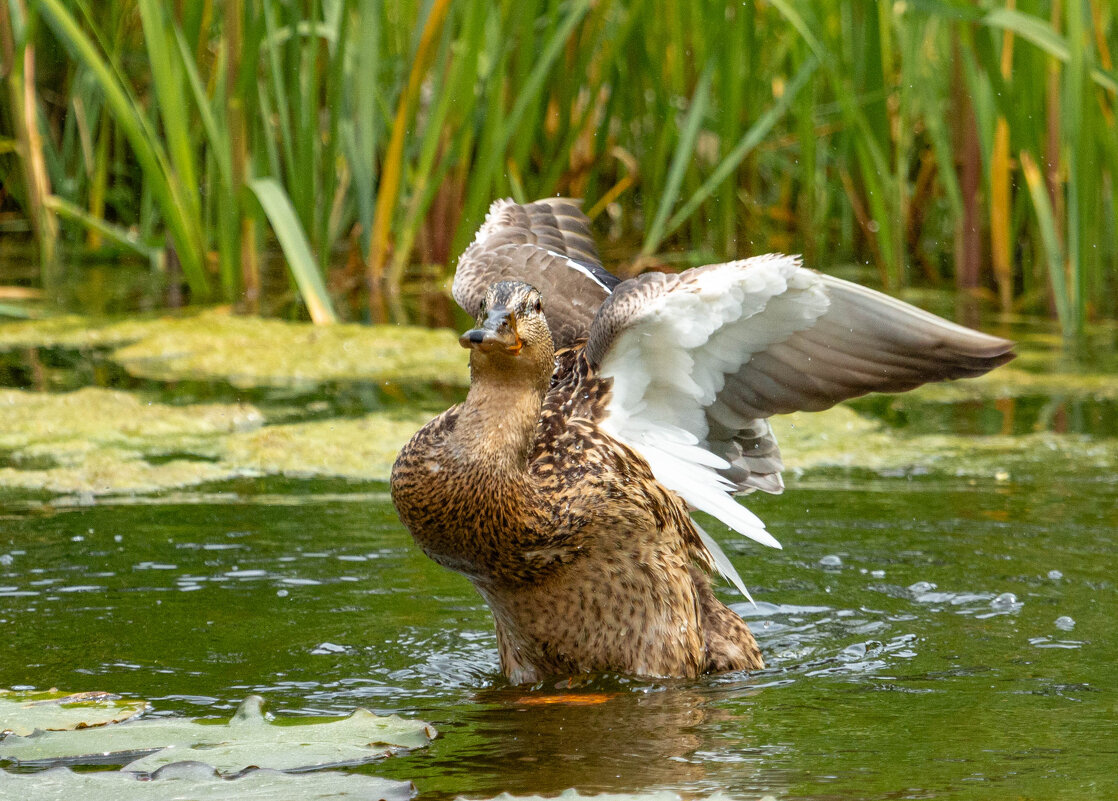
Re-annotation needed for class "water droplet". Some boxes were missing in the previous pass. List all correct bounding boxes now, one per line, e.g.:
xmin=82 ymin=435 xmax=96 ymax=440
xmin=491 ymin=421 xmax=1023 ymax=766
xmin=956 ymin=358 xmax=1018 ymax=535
xmin=870 ymin=569 xmax=886 ymax=578
xmin=990 ymin=592 xmax=1019 ymax=610
xmin=0 ymin=554 xmax=12 ymax=567
xmin=839 ymin=642 xmax=867 ymax=661
xmin=276 ymin=589 xmax=289 ymax=597
xmin=907 ymin=580 xmax=936 ymax=594
xmin=1054 ymin=615 xmax=1075 ymax=631
xmin=1047 ymin=569 xmax=1063 ymax=580
xmin=311 ymin=642 xmax=348 ymax=655
xmin=819 ymin=554 xmax=843 ymax=568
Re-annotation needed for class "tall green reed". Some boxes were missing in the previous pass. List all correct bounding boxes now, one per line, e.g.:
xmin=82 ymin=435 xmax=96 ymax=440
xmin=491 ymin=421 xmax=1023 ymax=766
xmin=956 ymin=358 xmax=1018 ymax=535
xmin=1 ymin=0 xmax=1114 ymax=335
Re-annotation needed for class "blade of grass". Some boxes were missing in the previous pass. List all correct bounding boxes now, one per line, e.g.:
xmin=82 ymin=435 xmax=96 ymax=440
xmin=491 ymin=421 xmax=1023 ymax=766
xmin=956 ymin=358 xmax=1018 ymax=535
xmin=1063 ymin=0 xmax=1086 ymax=335
xmin=316 ymin=0 xmax=350 ymax=267
xmin=641 ymin=62 xmax=712 ymax=256
xmin=387 ymin=0 xmax=487 ymax=289
xmin=44 ymin=193 xmax=158 ymax=260
xmin=171 ymin=20 xmax=244 ymax=302
xmin=989 ymin=5 xmax=1015 ymax=311
xmin=250 ymin=177 xmax=338 ymax=324
xmin=453 ymin=0 xmax=592 ymax=258
xmin=658 ymin=57 xmax=819 ymax=249
xmin=982 ymin=6 xmax=1117 ymax=94
xmin=137 ymin=0 xmax=201 ymax=224
xmin=2 ymin=0 xmax=58 ymax=264
xmin=366 ymin=0 xmax=453 ymax=290
xmin=1020 ymin=150 xmax=1070 ymax=333
xmin=37 ymin=0 xmax=209 ymax=297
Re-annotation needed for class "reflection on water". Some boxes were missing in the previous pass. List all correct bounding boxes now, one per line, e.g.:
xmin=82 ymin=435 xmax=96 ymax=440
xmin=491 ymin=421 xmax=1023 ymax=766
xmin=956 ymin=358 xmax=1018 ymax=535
xmin=423 ymin=686 xmax=717 ymax=795
xmin=0 ymin=344 xmax=462 ymax=426
xmin=0 ymin=473 xmax=1114 ymax=800
xmin=847 ymin=391 xmax=1118 ymax=438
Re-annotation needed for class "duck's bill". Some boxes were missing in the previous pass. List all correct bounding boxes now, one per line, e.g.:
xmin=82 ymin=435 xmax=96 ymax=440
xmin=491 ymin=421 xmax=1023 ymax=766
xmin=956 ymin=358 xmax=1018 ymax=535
xmin=459 ymin=308 xmax=523 ymax=355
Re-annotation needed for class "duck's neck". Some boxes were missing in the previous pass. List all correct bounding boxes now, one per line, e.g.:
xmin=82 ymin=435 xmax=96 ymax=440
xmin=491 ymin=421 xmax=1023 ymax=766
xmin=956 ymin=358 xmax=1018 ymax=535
xmin=455 ymin=365 xmax=548 ymax=477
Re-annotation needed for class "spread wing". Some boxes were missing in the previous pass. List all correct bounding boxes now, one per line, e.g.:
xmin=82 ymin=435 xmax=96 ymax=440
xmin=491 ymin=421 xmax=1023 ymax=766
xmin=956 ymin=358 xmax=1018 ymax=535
xmin=586 ymin=254 xmax=1016 ymax=559
xmin=452 ymin=198 xmax=620 ymax=348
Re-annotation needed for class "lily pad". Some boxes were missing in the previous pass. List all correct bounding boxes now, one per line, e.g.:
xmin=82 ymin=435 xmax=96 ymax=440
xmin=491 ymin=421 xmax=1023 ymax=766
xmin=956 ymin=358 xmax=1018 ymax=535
xmin=0 ymin=696 xmax=435 ymax=774
xmin=0 ymin=689 xmax=147 ymax=736
xmin=0 ymin=760 xmax=414 ymax=801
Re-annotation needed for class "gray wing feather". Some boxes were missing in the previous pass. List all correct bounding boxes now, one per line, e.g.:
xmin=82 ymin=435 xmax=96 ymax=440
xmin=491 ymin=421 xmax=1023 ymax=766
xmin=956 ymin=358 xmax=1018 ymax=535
xmin=588 ymin=261 xmax=1015 ymax=496
xmin=473 ymin=198 xmax=603 ymax=273
xmin=452 ymin=199 xmax=617 ymax=348
xmin=713 ymin=274 xmax=1016 ymax=419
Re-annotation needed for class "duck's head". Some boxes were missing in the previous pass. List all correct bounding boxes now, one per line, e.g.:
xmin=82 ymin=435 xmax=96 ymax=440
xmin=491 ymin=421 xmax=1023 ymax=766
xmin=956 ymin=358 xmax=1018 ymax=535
xmin=460 ymin=281 xmax=555 ymax=391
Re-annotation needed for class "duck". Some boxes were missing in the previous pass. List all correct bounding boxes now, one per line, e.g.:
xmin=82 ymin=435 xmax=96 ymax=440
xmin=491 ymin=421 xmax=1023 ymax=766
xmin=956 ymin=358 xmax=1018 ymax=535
xmin=390 ymin=198 xmax=1015 ymax=683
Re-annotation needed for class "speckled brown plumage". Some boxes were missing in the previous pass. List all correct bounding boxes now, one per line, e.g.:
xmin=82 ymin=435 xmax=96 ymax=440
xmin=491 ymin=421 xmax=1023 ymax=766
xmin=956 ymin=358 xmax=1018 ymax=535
xmin=391 ymin=285 xmax=761 ymax=683
xmin=393 ymin=198 xmax=1015 ymax=685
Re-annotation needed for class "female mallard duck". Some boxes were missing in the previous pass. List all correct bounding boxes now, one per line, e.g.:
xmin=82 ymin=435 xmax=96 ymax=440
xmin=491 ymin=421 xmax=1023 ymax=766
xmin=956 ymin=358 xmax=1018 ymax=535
xmin=391 ymin=198 xmax=1014 ymax=683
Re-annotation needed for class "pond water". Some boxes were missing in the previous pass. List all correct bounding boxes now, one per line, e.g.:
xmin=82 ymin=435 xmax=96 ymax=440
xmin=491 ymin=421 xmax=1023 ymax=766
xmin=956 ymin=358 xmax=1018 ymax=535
xmin=0 ymin=312 xmax=1116 ymax=800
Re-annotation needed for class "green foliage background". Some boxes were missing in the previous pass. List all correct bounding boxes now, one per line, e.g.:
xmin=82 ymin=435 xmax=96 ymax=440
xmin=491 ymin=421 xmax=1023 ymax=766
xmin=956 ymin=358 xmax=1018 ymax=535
xmin=1 ymin=0 xmax=1115 ymax=335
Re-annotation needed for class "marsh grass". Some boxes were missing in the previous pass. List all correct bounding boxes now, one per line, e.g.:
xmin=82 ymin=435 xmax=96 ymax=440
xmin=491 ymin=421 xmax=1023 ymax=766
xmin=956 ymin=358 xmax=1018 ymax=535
xmin=0 ymin=0 xmax=1115 ymax=335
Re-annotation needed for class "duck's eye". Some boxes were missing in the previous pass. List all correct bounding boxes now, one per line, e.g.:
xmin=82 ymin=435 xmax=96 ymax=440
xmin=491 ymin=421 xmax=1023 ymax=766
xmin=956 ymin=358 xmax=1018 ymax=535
xmin=532 ymin=298 xmax=543 ymax=313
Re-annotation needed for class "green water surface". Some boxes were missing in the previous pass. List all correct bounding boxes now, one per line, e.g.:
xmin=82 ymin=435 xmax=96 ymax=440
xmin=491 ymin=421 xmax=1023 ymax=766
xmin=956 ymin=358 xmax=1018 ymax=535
xmin=0 ymin=313 xmax=1115 ymax=800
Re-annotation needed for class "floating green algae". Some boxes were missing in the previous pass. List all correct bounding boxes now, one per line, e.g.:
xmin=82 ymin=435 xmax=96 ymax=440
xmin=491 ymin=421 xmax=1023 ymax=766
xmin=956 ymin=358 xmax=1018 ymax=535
xmin=1 ymin=382 xmax=1109 ymax=496
xmin=899 ymin=365 xmax=1118 ymax=403
xmin=460 ymin=794 xmax=739 ymax=801
xmin=0 ymin=387 xmax=430 ymax=494
xmin=772 ymin=403 xmax=1118 ymax=480
xmin=110 ymin=314 xmax=468 ymax=388
xmin=0 ymin=311 xmax=1112 ymax=496
xmin=0 ymin=310 xmax=470 ymax=388
xmin=0 ymin=312 xmax=467 ymax=494
xmin=0 ymin=388 xmax=261 ymax=494
xmin=0 ymin=387 xmax=262 ymax=443
xmin=0 ymin=314 xmax=145 ymax=350
xmin=222 ymin=411 xmax=435 ymax=481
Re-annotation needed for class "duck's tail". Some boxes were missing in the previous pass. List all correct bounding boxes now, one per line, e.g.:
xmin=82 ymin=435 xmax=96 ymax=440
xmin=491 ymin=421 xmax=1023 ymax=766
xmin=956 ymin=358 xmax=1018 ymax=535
xmin=690 ymin=566 xmax=764 ymax=673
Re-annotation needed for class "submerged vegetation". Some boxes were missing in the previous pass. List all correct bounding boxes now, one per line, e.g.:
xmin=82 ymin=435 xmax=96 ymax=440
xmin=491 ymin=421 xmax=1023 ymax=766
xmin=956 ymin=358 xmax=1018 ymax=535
xmin=1 ymin=1 xmax=1116 ymax=334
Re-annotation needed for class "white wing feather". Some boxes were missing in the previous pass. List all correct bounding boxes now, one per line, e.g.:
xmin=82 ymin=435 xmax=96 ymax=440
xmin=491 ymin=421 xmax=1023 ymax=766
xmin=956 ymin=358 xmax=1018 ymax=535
xmin=598 ymin=255 xmax=830 ymax=563
xmin=693 ymin=520 xmax=755 ymax=604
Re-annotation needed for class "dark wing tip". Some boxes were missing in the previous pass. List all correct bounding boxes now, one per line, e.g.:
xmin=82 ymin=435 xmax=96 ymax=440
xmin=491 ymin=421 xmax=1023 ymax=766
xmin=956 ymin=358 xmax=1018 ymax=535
xmin=962 ymin=334 xmax=1016 ymax=374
